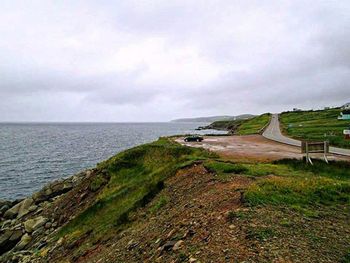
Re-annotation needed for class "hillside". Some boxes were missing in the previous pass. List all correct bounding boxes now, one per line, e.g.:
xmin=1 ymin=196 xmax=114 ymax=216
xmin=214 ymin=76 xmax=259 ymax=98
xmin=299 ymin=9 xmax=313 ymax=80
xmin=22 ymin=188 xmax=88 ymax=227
xmin=204 ymin=113 xmax=271 ymax=134
xmin=1 ymin=137 xmax=350 ymax=262
xmin=280 ymin=108 xmax=350 ymax=149
xmin=171 ymin=114 xmax=255 ymax=123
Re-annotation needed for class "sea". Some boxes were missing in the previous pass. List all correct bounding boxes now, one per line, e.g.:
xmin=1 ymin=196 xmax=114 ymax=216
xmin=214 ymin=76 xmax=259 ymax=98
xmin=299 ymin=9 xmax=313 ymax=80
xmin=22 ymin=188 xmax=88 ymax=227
xmin=0 ymin=122 xmax=224 ymax=200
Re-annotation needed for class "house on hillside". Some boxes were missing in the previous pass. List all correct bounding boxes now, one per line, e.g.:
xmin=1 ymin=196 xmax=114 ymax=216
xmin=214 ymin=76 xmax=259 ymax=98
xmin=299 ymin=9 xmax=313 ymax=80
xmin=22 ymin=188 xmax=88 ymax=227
xmin=338 ymin=109 xmax=350 ymax=120
xmin=341 ymin=102 xmax=350 ymax=109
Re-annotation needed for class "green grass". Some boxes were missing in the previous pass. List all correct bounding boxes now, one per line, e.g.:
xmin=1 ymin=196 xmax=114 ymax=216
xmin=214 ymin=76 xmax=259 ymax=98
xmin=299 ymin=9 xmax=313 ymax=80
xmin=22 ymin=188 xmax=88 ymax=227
xmin=89 ymin=174 xmax=108 ymax=192
xmin=206 ymin=119 xmax=244 ymax=131
xmin=204 ymin=160 xmax=248 ymax=175
xmin=149 ymin=195 xmax=169 ymax=213
xmin=342 ymin=250 xmax=350 ymax=263
xmin=203 ymin=158 xmax=350 ymax=211
xmin=245 ymin=159 xmax=350 ymax=207
xmin=280 ymin=108 xmax=350 ymax=148
xmin=205 ymin=113 xmax=271 ymax=135
xmin=204 ymin=159 xmax=299 ymax=178
xmin=247 ymin=227 xmax=276 ymax=241
xmin=58 ymin=138 xmax=215 ymax=252
xmin=237 ymin=113 xmax=271 ymax=135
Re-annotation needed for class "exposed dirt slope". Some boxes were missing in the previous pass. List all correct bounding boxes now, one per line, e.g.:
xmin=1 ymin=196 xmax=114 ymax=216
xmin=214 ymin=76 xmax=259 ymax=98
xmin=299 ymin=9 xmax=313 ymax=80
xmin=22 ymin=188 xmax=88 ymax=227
xmin=71 ymin=164 xmax=350 ymax=263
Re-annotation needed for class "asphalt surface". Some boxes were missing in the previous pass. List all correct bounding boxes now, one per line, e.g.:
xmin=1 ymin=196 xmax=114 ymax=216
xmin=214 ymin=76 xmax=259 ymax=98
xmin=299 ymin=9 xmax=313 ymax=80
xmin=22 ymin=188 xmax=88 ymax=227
xmin=263 ymin=114 xmax=350 ymax=157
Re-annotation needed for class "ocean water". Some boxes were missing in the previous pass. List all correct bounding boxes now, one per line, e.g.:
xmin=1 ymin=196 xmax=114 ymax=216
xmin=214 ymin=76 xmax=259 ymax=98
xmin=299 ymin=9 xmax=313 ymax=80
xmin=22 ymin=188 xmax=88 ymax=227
xmin=0 ymin=122 xmax=223 ymax=200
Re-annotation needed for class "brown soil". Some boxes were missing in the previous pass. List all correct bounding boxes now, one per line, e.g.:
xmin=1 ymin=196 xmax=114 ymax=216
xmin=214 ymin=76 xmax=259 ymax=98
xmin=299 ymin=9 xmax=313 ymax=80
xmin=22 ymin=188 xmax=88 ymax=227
xmin=176 ymin=135 xmax=350 ymax=162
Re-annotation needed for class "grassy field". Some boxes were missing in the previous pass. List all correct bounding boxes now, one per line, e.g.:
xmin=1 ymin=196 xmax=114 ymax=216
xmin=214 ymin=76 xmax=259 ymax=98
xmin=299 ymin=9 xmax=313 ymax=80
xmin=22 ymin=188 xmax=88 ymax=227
xmin=245 ymin=159 xmax=350 ymax=207
xmin=206 ymin=113 xmax=271 ymax=135
xmin=280 ymin=108 xmax=350 ymax=149
xmin=204 ymin=157 xmax=350 ymax=208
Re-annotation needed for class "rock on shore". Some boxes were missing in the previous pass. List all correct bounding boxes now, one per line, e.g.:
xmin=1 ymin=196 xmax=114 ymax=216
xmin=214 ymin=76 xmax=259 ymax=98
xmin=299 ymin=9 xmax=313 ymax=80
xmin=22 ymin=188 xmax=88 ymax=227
xmin=0 ymin=168 xmax=108 ymax=262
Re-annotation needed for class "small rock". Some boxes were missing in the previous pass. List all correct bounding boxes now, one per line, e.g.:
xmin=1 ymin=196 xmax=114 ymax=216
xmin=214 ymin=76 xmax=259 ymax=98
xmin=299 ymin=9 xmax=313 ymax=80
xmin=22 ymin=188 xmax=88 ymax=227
xmin=44 ymin=222 xmax=52 ymax=229
xmin=56 ymin=237 xmax=64 ymax=246
xmin=9 ymin=229 xmax=23 ymax=242
xmin=18 ymin=198 xmax=34 ymax=218
xmin=0 ymin=204 xmax=10 ymax=215
xmin=24 ymin=216 xmax=48 ymax=233
xmin=0 ymin=229 xmax=23 ymax=254
xmin=0 ymin=199 xmax=12 ymax=208
xmin=28 ymin=205 xmax=38 ymax=212
xmin=0 ymin=230 xmax=13 ymax=251
xmin=173 ymin=240 xmax=184 ymax=251
xmin=189 ymin=257 xmax=197 ymax=262
xmin=13 ymin=223 xmax=22 ymax=229
xmin=127 ymin=240 xmax=138 ymax=250
xmin=32 ymin=226 xmax=45 ymax=237
xmin=3 ymin=198 xmax=34 ymax=219
xmin=163 ymin=240 xmax=177 ymax=251
xmin=36 ymin=240 xmax=47 ymax=250
xmin=3 ymin=203 xmax=20 ymax=219
xmin=1 ymin=220 xmax=12 ymax=229
xmin=229 ymin=224 xmax=235 ymax=230
xmin=166 ymin=229 xmax=176 ymax=239
xmin=183 ymin=229 xmax=195 ymax=238
xmin=80 ymin=192 xmax=87 ymax=200
xmin=15 ymin=233 xmax=32 ymax=250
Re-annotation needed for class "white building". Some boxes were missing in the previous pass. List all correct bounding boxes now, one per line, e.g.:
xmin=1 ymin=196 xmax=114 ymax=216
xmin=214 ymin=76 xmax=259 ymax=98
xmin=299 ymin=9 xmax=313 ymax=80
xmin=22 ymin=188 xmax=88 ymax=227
xmin=341 ymin=102 xmax=350 ymax=109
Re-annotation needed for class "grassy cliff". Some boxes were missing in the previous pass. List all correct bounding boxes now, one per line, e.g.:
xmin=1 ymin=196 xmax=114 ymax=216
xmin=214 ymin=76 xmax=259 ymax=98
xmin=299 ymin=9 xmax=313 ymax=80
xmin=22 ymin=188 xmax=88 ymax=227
xmin=236 ymin=113 xmax=271 ymax=135
xmin=58 ymin=138 xmax=350 ymax=260
xmin=57 ymin=138 xmax=216 ymax=256
xmin=280 ymin=108 xmax=350 ymax=148
xmin=206 ymin=113 xmax=271 ymax=135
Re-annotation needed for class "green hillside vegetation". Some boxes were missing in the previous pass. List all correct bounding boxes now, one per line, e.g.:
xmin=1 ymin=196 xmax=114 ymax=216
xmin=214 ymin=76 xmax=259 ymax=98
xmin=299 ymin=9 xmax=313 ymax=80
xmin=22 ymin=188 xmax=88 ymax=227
xmin=237 ymin=113 xmax=271 ymax=135
xmin=206 ymin=119 xmax=244 ymax=131
xmin=280 ymin=108 xmax=350 ymax=149
xmin=58 ymin=138 xmax=216 ymax=254
xmin=245 ymin=159 xmax=350 ymax=207
xmin=55 ymin=138 xmax=350 ymax=260
xmin=206 ymin=113 xmax=271 ymax=134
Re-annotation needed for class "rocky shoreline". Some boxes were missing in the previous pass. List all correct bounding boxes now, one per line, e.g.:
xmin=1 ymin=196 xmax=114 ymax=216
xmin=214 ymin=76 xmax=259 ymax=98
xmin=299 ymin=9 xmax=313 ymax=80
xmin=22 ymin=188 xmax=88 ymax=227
xmin=0 ymin=168 xmax=108 ymax=262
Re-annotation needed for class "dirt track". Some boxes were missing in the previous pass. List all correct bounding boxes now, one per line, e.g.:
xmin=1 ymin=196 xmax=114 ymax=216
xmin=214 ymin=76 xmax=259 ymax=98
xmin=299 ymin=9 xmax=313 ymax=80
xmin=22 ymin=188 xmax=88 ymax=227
xmin=176 ymin=135 xmax=350 ymax=162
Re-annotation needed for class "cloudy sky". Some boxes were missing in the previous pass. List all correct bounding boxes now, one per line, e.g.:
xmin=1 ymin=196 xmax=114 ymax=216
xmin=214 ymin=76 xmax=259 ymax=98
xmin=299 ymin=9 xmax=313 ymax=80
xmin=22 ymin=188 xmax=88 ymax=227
xmin=0 ymin=0 xmax=349 ymax=122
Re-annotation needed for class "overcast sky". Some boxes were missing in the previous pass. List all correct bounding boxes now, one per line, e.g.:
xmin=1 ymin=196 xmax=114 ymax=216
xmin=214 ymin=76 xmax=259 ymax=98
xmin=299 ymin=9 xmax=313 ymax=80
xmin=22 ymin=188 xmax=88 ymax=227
xmin=0 ymin=0 xmax=349 ymax=122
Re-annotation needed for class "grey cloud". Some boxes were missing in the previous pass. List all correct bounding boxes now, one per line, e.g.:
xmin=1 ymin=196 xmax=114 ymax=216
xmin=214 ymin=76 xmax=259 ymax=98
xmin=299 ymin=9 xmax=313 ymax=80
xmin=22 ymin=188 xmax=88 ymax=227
xmin=0 ymin=0 xmax=349 ymax=121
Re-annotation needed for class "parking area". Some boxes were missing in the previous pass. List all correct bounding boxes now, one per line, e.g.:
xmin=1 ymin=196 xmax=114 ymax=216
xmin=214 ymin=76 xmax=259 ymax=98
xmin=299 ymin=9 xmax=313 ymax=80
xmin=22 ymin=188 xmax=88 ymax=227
xmin=175 ymin=135 xmax=350 ymax=162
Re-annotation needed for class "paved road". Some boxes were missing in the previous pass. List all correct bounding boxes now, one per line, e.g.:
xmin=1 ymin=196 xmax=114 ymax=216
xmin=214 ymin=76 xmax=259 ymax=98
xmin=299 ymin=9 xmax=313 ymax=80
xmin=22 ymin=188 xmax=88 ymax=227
xmin=263 ymin=114 xmax=350 ymax=157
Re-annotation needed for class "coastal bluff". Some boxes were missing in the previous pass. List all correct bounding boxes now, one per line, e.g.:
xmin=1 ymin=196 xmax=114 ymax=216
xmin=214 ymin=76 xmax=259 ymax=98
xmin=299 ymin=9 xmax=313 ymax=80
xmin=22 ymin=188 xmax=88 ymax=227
xmin=0 ymin=168 xmax=108 ymax=262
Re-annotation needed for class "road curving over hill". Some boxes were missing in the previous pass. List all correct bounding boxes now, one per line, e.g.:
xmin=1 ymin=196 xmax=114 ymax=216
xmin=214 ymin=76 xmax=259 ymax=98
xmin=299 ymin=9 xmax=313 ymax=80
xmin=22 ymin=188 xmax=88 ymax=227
xmin=263 ymin=114 xmax=350 ymax=157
